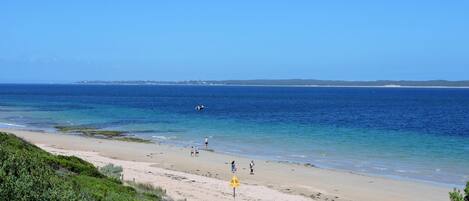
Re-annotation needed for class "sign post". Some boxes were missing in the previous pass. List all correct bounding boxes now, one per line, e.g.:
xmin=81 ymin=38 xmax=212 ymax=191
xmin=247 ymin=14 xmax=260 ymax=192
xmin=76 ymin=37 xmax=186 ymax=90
xmin=230 ymin=175 xmax=240 ymax=198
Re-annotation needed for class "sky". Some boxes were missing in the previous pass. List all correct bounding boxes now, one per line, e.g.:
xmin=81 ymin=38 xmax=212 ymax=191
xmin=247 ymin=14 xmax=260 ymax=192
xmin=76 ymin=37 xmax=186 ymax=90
xmin=1 ymin=1 xmax=468 ymax=83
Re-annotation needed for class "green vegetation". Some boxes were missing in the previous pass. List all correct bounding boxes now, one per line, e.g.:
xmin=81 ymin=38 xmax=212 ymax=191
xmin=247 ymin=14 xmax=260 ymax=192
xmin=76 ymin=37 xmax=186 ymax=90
xmin=99 ymin=164 xmax=123 ymax=180
xmin=449 ymin=182 xmax=469 ymax=201
xmin=0 ymin=132 xmax=167 ymax=201
xmin=126 ymin=181 xmax=168 ymax=200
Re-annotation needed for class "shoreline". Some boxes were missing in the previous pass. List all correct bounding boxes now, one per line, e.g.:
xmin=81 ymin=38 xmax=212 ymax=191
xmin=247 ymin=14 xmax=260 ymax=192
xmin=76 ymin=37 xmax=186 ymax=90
xmin=0 ymin=123 xmax=464 ymax=187
xmin=1 ymin=128 xmax=451 ymax=201
xmin=3 ymin=82 xmax=469 ymax=89
xmin=4 ymin=124 xmax=462 ymax=188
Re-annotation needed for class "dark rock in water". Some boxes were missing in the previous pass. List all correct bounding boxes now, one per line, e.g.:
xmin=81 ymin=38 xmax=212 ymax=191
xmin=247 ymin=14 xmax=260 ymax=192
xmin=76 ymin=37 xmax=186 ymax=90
xmin=202 ymin=148 xmax=215 ymax=152
xmin=54 ymin=125 xmax=125 ymax=137
xmin=115 ymin=137 xmax=152 ymax=143
xmin=54 ymin=125 xmax=152 ymax=143
xmin=304 ymin=163 xmax=316 ymax=167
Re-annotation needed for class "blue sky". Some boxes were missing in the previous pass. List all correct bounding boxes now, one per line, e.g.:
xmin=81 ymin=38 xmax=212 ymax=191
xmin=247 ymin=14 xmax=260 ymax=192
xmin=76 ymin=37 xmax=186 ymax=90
xmin=1 ymin=1 xmax=468 ymax=83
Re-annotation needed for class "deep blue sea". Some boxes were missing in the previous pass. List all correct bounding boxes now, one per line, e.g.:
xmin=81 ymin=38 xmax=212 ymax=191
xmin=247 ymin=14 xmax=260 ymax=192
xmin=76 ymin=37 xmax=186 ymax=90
xmin=0 ymin=84 xmax=468 ymax=186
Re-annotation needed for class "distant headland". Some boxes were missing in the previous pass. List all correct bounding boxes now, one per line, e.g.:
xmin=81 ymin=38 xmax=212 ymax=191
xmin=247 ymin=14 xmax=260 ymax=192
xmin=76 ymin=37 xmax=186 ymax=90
xmin=76 ymin=79 xmax=469 ymax=88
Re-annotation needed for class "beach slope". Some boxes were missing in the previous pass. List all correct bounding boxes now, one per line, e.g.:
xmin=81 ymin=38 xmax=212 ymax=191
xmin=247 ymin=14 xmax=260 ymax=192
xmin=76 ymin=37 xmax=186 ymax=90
xmin=2 ymin=129 xmax=450 ymax=201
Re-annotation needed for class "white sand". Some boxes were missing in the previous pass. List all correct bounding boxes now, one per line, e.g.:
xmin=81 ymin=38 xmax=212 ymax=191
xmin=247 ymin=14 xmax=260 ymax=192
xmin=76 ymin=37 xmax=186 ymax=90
xmin=2 ymin=129 xmax=451 ymax=201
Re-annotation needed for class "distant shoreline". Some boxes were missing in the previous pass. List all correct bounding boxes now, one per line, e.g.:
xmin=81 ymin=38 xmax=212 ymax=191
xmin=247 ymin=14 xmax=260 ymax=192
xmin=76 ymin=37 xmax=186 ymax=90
xmin=3 ymin=80 xmax=469 ymax=88
xmin=72 ymin=83 xmax=469 ymax=89
xmin=74 ymin=79 xmax=469 ymax=88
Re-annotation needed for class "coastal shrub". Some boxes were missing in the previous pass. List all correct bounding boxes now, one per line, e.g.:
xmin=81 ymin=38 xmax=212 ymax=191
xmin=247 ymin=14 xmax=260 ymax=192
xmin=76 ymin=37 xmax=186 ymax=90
xmin=450 ymin=182 xmax=469 ymax=201
xmin=71 ymin=175 xmax=136 ymax=200
xmin=464 ymin=181 xmax=469 ymax=201
xmin=46 ymin=155 xmax=104 ymax=178
xmin=99 ymin=163 xmax=123 ymax=180
xmin=126 ymin=180 xmax=169 ymax=201
xmin=450 ymin=189 xmax=465 ymax=201
xmin=0 ymin=134 xmax=85 ymax=200
xmin=0 ymin=132 xmax=167 ymax=201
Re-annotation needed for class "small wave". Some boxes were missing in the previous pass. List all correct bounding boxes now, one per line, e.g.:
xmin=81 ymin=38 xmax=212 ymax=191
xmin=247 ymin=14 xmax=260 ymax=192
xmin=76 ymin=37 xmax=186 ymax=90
xmin=152 ymin=135 xmax=177 ymax=140
xmin=354 ymin=164 xmax=364 ymax=168
xmin=275 ymin=155 xmax=284 ymax=158
xmin=289 ymin=154 xmax=307 ymax=158
xmin=395 ymin=169 xmax=420 ymax=174
xmin=0 ymin=122 xmax=26 ymax=128
xmin=373 ymin=167 xmax=388 ymax=171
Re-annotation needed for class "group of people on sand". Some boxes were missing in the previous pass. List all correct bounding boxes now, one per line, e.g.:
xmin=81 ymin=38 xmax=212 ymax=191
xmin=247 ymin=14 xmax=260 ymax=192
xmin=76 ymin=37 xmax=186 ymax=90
xmin=230 ymin=160 xmax=255 ymax=175
xmin=189 ymin=136 xmax=256 ymax=175
xmin=190 ymin=146 xmax=199 ymax=157
xmin=190 ymin=137 xmax=209 ymax=157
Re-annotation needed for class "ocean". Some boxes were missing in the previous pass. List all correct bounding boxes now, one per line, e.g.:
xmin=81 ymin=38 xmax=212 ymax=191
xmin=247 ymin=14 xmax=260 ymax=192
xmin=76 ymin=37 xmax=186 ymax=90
xmin=0 ymin=84 xmax=468 ymax=186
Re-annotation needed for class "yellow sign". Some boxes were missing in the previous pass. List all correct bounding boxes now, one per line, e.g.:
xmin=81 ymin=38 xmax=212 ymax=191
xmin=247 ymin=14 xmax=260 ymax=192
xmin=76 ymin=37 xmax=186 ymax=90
xmin=230 ymin=175 xmax=240 ymax=188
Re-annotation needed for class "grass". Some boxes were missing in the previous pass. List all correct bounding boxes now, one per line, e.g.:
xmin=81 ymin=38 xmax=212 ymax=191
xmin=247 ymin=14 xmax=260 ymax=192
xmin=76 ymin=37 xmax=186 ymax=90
xmin=0 ymin=131 xmax=167 ymax=201
xmin=99 ymin=163 xmax=123 ymax=180
xmin=126 ymin=181 xmax=170 ymax=201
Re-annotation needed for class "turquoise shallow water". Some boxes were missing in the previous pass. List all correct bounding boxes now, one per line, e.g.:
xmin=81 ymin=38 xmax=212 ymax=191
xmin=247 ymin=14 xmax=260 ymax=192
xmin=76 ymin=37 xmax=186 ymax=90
xmin=0 ymin=84 xmax=468 ymax=186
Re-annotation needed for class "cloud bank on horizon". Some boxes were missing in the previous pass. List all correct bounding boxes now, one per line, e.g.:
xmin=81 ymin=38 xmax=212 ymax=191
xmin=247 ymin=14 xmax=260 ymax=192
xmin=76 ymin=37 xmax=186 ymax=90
xmin=0 ymin=1 xmax=468 ymax=83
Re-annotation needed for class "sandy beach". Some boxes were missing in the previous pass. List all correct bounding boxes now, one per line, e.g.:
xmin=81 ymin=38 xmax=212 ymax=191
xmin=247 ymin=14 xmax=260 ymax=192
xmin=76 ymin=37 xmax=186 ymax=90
xmin=1 ymin=128 xmax=450 ymax=201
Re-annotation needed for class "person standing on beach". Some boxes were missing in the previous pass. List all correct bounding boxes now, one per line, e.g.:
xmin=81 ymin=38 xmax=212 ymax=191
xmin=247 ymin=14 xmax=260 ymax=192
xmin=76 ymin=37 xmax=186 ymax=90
xmin=204 ymin=137 xmax=208 ymax=149
xmin=195 ymin=146 xmax=199 ymax=157
xmin=190 ymin=146 xmax=194 ymax=157
xmin=231 ymin=161 xmax=237 ymax=173
xmin=249 ymin=160 xmax=255 ymax=175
